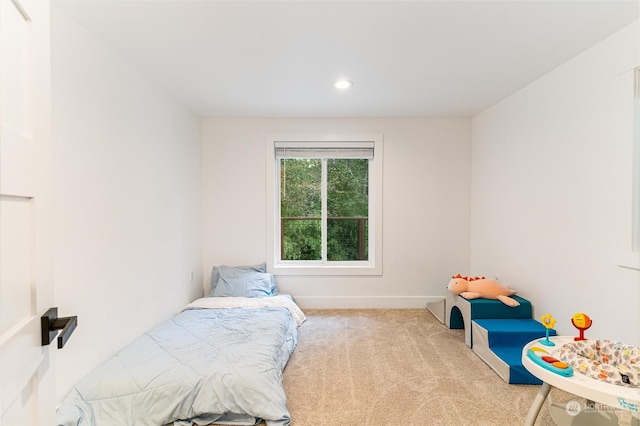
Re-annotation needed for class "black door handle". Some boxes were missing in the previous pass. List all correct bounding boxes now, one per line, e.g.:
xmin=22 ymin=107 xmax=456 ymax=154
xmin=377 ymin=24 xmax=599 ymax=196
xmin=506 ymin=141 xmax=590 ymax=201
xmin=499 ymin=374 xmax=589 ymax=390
xmin=41 ymin=307 xmax=77 ymax=349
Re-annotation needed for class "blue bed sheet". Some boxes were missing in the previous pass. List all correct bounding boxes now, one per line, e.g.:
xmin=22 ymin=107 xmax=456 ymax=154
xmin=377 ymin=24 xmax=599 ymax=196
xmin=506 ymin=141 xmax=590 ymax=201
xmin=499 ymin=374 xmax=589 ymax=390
xmin=56 ymin=300 xmax=301 ymax=426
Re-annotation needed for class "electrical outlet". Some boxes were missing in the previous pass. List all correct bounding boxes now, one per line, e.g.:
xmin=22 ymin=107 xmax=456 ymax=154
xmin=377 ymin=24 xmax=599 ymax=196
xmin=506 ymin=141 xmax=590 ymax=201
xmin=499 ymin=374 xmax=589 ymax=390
xmin=190 ymin=271 xmax=194 ymax=282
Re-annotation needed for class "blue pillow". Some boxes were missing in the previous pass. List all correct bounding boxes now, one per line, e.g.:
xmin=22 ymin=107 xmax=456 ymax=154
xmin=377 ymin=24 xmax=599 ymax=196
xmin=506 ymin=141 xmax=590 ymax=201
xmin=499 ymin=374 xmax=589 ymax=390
xmin=210 ymin=263 xmax=266 ymax=295
xmin=211 ymin=266 xmax=278 ymax=298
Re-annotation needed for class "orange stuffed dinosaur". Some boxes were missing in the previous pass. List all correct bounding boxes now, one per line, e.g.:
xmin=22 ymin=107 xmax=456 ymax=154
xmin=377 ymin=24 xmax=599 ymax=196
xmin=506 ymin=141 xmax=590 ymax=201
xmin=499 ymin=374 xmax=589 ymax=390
xmin=448 ymin=274 xmax=519 ymax=307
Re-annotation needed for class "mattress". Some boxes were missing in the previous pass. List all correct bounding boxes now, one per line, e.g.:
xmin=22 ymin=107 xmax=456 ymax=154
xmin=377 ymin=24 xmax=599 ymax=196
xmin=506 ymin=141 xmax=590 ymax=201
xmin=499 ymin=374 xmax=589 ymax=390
xmin=56 ymin=295 xmax=306 ymax=426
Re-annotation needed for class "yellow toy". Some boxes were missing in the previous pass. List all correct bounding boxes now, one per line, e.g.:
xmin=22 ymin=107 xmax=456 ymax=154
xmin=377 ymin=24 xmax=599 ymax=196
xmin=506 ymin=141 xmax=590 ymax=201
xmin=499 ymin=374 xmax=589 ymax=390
xmin=448 ymin=274 xmax=520 ymax=307
xmin=539 ymin=314 xmax=556 ymax=346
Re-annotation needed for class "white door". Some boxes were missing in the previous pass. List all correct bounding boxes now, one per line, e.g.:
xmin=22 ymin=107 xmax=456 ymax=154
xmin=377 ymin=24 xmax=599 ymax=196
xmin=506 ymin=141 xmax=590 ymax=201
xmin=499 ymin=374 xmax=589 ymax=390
xmin=0 ymin=0 xmax=56 ymax=424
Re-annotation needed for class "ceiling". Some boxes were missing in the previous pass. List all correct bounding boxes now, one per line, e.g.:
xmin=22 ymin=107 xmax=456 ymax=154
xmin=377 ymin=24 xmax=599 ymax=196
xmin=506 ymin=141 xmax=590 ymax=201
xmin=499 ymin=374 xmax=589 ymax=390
xmin=52 ymin=1 xmax=639 ymax=118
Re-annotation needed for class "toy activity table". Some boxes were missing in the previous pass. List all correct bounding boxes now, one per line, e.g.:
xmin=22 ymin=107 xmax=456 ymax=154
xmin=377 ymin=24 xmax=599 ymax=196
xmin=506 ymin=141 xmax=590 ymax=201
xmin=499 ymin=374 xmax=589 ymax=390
xmin=522 ymin=337 xmax=640 ymax=426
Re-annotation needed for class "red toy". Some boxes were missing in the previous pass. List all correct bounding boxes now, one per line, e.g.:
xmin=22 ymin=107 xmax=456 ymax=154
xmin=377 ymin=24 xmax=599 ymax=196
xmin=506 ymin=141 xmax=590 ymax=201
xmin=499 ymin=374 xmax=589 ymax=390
xmin=571 ymin=313 xmax=592 ymax=341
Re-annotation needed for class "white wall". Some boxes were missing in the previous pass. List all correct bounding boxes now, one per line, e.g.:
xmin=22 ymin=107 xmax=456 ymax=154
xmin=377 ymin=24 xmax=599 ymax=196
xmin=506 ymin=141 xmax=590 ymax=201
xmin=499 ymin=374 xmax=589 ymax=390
xmin=51 ymin=8 xmax=203 ymax=401
xmin=471 ymin=21 xmax=640 ymax=344
xmin=202 ymin=118 xmax=471 ymax=308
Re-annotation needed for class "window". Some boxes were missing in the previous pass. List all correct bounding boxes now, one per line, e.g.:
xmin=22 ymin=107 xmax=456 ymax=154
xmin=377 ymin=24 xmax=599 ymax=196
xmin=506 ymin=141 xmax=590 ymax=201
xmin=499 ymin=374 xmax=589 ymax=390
xmin=633 ymin=67 xmax=640 ymax=252
xmin=620 ymin=66 xmax=640 ymax=270
xmin=266 ymin=134 xmax=383 ymax=275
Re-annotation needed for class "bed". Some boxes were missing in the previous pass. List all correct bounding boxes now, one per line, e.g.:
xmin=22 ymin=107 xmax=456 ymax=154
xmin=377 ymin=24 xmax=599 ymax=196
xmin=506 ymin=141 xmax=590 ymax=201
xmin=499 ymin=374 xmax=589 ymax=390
xmin=56 ymin=264 xmax=306 ymax=426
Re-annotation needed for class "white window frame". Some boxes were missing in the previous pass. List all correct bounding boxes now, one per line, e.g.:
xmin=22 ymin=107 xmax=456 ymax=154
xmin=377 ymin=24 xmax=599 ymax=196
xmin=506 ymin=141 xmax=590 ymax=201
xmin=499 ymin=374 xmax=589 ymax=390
xmin=620 ymin=65 xmax=640 ymax=270
xmin=266 ymin=133 xmax=383 ymax=276
xmin=632 ymin=67 xmax=640 ymax=254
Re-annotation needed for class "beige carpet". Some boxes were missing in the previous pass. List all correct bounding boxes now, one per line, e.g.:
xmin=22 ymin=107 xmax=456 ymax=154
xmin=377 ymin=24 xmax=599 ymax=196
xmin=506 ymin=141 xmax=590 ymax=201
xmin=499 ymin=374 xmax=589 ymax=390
xmin=281 ymin=309 xmax=572 ymax=426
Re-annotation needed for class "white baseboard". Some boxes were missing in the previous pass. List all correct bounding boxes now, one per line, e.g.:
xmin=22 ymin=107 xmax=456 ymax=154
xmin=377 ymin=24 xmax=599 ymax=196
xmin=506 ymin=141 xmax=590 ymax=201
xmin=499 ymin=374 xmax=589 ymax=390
xmin=292 ymin=296 xmax=445 ymax=309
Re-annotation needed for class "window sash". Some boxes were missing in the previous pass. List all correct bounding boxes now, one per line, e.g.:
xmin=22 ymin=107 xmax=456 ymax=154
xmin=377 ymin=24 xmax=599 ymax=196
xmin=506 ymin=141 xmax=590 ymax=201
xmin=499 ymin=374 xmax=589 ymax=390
xmin=278 ymin=157 xmax=371 ymax=263
xmin=633 ymin=67 xmax=640 ymax=252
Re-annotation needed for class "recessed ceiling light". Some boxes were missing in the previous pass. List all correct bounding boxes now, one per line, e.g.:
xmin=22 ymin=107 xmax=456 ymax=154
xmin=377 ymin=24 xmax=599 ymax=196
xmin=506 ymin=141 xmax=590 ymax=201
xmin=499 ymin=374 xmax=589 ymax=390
xmin=334 ymin=79 xmax=354 ymax=89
